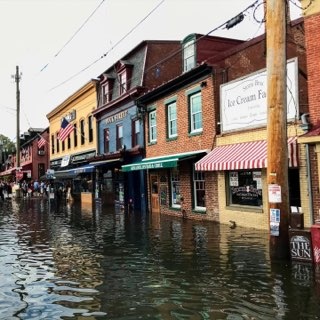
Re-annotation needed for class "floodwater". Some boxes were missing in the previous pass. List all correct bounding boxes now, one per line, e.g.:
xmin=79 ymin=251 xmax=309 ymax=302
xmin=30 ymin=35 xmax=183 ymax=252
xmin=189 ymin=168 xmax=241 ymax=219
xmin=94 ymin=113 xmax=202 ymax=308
xmin=0 ymin=198 xmax=319 ymax=320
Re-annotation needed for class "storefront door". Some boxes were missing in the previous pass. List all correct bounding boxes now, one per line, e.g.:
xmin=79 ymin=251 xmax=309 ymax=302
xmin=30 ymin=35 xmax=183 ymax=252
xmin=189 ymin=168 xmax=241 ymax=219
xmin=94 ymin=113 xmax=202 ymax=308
xmin=150 ymin=174 xmax=160 ymax=213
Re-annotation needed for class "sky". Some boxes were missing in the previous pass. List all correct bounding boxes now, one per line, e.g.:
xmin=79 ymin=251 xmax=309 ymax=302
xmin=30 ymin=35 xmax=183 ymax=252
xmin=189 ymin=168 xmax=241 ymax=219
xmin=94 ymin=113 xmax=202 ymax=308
xmin=0 ymin=0 xmax=302 ymax=142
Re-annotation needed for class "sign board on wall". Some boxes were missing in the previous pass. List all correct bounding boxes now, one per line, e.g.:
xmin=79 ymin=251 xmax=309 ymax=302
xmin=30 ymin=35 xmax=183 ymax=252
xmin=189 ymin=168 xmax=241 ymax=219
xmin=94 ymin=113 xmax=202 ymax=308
xmin=220 ymin=58 xmax=298 ymax=132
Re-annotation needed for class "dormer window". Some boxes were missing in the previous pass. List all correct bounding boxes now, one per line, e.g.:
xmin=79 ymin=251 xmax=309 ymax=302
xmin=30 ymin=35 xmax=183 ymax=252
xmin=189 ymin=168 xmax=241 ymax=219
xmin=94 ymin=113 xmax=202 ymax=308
xmin=116 ymin=60 xmax=133 ymax=96
xmin=119 ymin=71 xmax=127 ymax=95
xmin=183 ymin=37 xmax=196 ymax=72
xmin=100 ymin=74 xmax=114 ymax=104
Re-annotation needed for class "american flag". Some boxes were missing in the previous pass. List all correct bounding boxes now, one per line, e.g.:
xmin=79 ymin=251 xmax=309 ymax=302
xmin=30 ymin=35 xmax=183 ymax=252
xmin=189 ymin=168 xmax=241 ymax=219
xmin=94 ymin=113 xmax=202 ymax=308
xmin=37 ymin=136 xmax=46 ymax=148
xmin=58 ymin=118 xmax=74 ymax=142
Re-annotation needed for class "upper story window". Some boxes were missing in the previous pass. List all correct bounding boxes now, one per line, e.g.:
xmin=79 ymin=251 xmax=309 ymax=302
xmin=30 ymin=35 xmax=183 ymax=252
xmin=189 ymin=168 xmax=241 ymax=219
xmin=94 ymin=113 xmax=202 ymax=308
xmin=74 ymin=123 xmax=78 ymax=148
xmin=67 ymin=135 xmax=71 ymax=149
xmin=149 ymin=110 xmax=157 ymax=143
xmin=116 ymin=124 xmax=123 ymax=150
xmin=56 ymin=133 xmax=60 ymax=153
xmin=101 ymin=76 xmax=114 ymax=104
xmin=116 ymin=60 xmax=133 ymax=96
xmin=80 ymin=119 xmax=85 ymax=145
xmin=88 ymin=115 xmax=93 ymax=142
xmin=132 ymin=119 xmax=140 ymax=147
xmin=51 ymin=134 xmax=55 ymax=154
xmin=189 ymin=91 xmax=202 ymax=133
xmin=183 ymin=39 xmax=195 ymax=72
xmin=167 ymin=101 xmax=177 ymax=138
xmin=119 ymin=71 xmax=127 ymax=95
xmin=104 ymin=128 xmax=110 ymax=154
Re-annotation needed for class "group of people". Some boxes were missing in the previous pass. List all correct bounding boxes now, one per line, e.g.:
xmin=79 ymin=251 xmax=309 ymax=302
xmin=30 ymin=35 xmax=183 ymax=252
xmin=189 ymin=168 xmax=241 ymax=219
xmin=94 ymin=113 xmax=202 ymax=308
xmin=0 ymin=181 xmax=13 ymax=201
xmin=20 ymin=179 xmax=49 ymax=198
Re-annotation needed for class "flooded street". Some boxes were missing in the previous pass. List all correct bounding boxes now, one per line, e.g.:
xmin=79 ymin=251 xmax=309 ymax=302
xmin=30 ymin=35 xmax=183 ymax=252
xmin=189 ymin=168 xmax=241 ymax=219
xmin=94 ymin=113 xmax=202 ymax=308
xmin=0 ymin=198 xmax=320 ymax=319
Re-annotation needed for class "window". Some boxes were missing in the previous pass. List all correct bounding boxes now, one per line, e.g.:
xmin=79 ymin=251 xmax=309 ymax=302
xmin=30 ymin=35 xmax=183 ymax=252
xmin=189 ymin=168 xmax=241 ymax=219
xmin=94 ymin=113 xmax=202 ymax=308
xmin=62 ymin=140 xmax=65 ymax=151
xmin=80 ymin=119 xmax=85 ymax=145
xmin=183 ymin=39 xmax=195 ymax=72
xmin=51 ymin=134 xmax=55 ymax=154
xmin=149 ymin=111 xmax=157 ymax=143
xmin=104 ymin=128 xmax=110 ymax=153
xmin=189 ymin=92 xmax=202 ymax=133
xmin=56 ymin=133 xmax=60 ymax=153
xmin=194 ymin=170 xmax=206 ymax=210
xmin=171 ymin=168 xmax=181 ymax=208
xmin=116 ymin=125 xmax=123 ymax=150
xmin=103 ymin=82 xmax=110 ymax=103
xmin=119 ymin=72 xmax=127 ymax=95
xmin=67 ymin=135 xmax=71 ymax=149
xmin=227 ymin=170 xmax=262 ymax=207
xmin=88 ymin=115 xmax=93 ymax=142
xmin=74 ymin=123 xmax=78 ymax=147
xmin=132 ymin=119 xmax=140 ymax=147
xmin=167 ymin=101 xmax=177 ymax=138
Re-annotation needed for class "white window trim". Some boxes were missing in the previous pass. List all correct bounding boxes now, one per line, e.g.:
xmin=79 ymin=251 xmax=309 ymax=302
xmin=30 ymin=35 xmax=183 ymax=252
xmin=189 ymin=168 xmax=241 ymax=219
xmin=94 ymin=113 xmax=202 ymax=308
xmin=171 ymin=169 xmax=181 ymax=209
xmin=193 ymin=169 xmax=206 ymax=211
xmin=167 ymin=102 xmax=177 ymax=138
xmin=183 ymin=39 xmax=195 ymax=72
xmin=190 ymin=92 xmax=202 ymax=133
xmin=149 ymin=111 xmax=157 ymax=143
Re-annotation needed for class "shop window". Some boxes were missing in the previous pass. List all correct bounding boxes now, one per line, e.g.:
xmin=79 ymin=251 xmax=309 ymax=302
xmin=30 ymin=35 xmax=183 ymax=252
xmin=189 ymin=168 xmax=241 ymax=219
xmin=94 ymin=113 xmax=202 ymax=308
xmin=193 ymin=170 xmax=206 ymax=210
xmin=170 ymin=168 xmax=181 ymax=208
xmin=189 ymin=91 xmax=202 ymax=133
xmin=167 ymin=101 xmax=177 ymax=138
xmin=149 ymin=111 xmax=157 ymax=143
xmin=227 ymin=170 xmax=263 ymax=207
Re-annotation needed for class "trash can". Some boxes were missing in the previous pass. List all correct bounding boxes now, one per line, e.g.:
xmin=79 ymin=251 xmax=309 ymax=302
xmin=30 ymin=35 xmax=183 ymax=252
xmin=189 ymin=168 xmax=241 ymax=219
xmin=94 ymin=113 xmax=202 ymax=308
xmin=289 ymin=229 xmax=313 ymax=263
xmin=310 ymin=224 xmax=320 ymax=264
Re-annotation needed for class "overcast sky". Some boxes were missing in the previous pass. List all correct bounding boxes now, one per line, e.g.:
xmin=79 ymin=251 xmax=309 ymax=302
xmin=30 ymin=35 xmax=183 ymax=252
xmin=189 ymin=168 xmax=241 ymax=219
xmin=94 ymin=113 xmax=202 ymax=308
xmin=0 ymin=0 xmax=302 ymax=141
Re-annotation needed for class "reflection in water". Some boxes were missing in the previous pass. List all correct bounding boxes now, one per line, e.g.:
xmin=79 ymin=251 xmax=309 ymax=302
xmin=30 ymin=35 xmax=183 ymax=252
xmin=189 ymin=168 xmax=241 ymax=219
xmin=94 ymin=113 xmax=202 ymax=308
xmin=0 ymin=199 xmax=319 ymax=319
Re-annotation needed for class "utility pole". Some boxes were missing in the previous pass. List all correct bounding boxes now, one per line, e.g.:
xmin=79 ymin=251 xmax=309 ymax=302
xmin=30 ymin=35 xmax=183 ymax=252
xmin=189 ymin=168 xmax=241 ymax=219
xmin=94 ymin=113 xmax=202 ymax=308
xmin=14 ymin=66 xmax=21 ymax=170
xmin=266 ymin=0 xmax=289 ymax=259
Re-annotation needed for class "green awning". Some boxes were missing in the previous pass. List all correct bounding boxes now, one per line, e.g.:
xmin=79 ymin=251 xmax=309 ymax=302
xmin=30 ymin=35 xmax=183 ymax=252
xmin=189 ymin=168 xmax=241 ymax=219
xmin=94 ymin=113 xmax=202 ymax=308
xmin=121 ymin=150 xmax=208 ymax=172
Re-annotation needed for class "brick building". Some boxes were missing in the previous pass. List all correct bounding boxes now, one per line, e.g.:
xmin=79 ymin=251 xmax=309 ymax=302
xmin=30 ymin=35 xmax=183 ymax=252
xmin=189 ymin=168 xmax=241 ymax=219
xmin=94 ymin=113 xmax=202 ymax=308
xmin=298 ymin=0 xmax=320 ymax=224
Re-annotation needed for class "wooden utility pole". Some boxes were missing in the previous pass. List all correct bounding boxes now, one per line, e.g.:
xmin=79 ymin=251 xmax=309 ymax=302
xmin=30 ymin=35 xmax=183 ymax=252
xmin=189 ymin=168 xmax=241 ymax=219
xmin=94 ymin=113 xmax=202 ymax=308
xmin=266 ymin=0 xmax=289 ymax=259
xmin=14 ymin=66 xmax=21 ymax=170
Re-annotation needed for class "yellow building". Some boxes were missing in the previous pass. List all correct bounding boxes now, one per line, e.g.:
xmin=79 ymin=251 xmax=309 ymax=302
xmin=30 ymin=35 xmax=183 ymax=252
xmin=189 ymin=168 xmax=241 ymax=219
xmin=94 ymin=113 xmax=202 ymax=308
xmin=46 ymin=80 xmax=98 ymax=198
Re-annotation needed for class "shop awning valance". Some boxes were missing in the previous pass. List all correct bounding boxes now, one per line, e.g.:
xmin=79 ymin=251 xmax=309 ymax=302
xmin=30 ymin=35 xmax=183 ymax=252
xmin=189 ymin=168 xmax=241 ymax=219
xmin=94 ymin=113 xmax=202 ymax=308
xmin=121 ymin=150 xmax=208 ymax=172
xmin=54 ymin=164 xmax=95 ymax=179
xmin=195 ymin=137 xmax=298 ymax=171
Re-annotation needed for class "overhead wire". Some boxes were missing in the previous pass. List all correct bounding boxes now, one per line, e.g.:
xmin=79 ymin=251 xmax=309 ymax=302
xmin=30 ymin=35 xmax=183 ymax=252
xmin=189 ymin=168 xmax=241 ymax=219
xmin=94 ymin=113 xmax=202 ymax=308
xmin=49 ymin=0 xmax=165 ymax=91
xmin=40 ymin=0 xmax=106 ymax=72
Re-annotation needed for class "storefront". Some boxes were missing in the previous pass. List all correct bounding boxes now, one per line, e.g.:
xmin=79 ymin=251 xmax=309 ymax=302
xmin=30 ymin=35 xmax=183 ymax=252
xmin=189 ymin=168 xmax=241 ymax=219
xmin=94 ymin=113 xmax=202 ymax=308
xmin=195 ymin=136 xmax=300 ymax=229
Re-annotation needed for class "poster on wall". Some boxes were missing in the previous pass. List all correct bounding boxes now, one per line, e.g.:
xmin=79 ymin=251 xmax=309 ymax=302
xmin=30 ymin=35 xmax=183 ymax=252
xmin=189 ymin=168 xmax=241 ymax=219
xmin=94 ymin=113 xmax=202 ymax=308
xmin=268 ymin=184 xmax=282 ymax=203
xmin=252 ymin=171 xmax=262 ymax=189
xmin=229 ymin=171 xmax=239 ymax=186
xmin=270 ymin=208 xmax=280 ymax=237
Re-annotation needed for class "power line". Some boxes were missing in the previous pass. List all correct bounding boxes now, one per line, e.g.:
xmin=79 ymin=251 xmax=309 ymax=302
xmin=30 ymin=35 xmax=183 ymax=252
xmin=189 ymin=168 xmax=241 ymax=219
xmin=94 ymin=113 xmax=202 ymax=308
xmin=50 ymin=0 xmax=259 ymax=93
xmin=40 ymin=0 xmax=106 ymax=72
xmin=49 ymin=0 xmax=165 ymax=91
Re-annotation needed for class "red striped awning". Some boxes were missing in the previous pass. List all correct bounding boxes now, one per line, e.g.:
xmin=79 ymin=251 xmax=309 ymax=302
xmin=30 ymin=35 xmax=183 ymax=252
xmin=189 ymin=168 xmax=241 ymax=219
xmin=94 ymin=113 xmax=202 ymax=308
xmin=195 ymin=137 xmax=298 ymax=171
